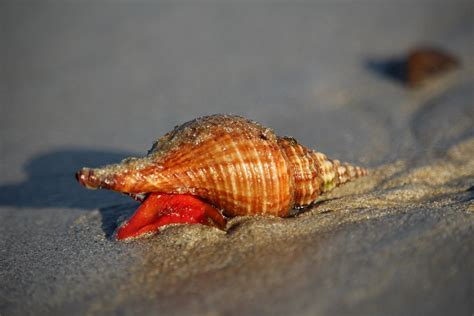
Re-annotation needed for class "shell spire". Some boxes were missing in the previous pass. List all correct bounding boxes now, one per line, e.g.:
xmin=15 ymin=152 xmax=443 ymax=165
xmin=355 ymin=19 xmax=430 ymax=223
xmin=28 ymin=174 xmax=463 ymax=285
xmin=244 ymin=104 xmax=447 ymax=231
xmin=76 ymin=114 xmax=367 ymax=218
xmin=276 ymin=136 xmax=367 ymax=207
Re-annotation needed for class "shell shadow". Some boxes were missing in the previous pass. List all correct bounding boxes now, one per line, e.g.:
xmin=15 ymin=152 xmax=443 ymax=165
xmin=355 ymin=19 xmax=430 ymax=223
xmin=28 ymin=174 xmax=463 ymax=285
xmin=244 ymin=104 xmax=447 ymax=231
xmin=365 ymin=57 xmax=407 ymax=85
xmin=0 ymin=148 xmax=137 ymax=210
xmin=99 ymin=202 xmax=137 ymax=239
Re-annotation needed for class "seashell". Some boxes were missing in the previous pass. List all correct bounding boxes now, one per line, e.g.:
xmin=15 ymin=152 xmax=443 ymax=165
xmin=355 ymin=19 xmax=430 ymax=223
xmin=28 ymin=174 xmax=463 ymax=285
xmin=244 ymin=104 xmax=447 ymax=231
xmin=406 ymin=47 xmax=460 ymax=87
xmin=76 ymin=114 xmax=367 ymax=239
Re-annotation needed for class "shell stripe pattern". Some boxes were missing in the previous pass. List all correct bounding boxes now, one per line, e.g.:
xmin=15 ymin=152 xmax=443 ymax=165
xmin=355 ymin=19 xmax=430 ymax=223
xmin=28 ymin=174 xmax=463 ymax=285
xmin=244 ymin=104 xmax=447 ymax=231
xmin=76 ymin=114 xmax=367 ymax=217
xmin=154 ymin=132 xmax=293 ymax=217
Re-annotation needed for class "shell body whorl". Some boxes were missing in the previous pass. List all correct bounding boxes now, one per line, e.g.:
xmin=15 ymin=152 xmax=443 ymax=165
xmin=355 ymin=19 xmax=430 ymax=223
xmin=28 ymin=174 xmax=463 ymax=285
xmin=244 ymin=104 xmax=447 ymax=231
xmin=76 ymin=115 xmax=367 ymax=217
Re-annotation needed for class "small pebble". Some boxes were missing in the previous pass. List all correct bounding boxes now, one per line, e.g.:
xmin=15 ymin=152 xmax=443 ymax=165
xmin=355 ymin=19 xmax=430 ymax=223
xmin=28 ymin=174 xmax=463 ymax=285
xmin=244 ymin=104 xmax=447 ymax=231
xmin=405 ymin=47 xmax=460 ymax=87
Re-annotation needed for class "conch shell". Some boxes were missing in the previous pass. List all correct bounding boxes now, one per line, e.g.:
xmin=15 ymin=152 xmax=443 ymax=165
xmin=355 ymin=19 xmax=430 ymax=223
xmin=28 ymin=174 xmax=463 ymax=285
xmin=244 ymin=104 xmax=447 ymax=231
xmin=76 ymin=115 xmax=367 ymax=238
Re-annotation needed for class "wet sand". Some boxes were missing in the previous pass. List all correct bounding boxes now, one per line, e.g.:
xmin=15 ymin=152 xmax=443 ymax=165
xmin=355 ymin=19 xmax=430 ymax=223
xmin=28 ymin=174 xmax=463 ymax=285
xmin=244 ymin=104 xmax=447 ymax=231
xmin=71 ymin=139 xmax=473 ymax=316
xmin=1 ymin=2 xmax=473 ymax=315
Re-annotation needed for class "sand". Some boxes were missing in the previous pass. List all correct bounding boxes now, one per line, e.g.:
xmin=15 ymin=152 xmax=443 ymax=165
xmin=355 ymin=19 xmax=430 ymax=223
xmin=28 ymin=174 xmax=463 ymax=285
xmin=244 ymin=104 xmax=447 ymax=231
xmin=1 ymin=2 xmax=473 ymax=315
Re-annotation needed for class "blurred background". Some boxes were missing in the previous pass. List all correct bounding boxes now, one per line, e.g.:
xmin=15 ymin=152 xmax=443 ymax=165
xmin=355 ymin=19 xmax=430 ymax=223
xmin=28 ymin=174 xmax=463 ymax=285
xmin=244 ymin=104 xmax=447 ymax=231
xmin=3 ymin=1 xmax=472 ymax=174
xmin=1 ymin=1 xmax=473 ymax=315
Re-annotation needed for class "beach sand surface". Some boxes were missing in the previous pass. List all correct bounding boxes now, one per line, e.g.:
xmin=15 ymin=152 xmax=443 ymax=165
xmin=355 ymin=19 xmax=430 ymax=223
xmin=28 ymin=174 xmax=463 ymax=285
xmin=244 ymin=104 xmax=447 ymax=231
xmin=1 ymin=2 xmax=473 ymax=315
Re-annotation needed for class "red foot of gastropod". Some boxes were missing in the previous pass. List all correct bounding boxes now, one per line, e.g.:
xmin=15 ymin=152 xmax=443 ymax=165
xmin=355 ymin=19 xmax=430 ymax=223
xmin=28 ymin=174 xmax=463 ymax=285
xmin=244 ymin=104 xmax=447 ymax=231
xmin=115 ymin=193 xmax=226 ymax=240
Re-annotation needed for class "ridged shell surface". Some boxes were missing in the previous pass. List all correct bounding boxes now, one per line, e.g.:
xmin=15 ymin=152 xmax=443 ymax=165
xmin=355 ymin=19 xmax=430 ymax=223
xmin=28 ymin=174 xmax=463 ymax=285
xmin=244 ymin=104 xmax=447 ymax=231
xmin=77 ymin=114 xmax=367 ymax=217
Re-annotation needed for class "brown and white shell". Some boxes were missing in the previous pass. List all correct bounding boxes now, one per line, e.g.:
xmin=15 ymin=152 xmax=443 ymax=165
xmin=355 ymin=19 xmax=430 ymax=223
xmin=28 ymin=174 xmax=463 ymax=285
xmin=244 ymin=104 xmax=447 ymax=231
xmin=76 ymin=114 xmax=367 ymax=217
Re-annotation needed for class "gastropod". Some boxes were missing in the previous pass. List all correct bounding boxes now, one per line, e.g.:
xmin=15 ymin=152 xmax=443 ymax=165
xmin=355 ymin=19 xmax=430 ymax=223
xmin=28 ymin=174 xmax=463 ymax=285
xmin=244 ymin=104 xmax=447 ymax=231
xmin=76 ymin=114 xmax=367 ymax=240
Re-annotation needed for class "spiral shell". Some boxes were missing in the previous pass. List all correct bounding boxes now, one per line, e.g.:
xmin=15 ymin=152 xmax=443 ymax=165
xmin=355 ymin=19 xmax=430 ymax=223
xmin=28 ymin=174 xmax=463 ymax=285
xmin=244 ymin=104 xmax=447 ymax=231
xmin=77 ymin=115 xmax=367 ymax=217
